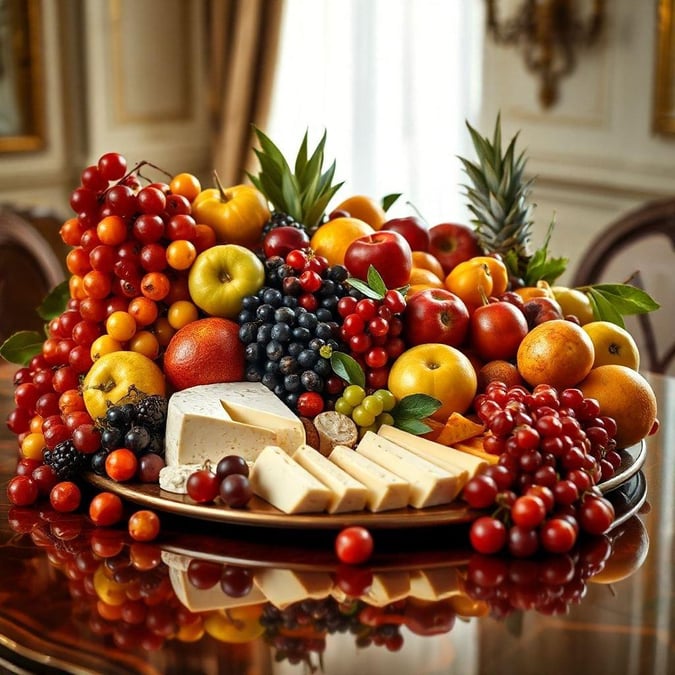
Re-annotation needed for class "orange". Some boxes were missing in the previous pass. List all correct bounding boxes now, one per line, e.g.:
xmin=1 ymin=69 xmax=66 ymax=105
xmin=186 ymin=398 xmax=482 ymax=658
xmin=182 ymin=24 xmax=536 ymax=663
xmin=309 ymin=217 xmax=374 ymax=266
xmin=334 ymin=195 xmax=387 ymax=230
xmin=477 ymin=360 xmax=524 ymax=393
xmin=408 ymin=267 xmax=444 ymax=289
xmin=578 ymin=364 xmax=657 ymax=448
xmin=411 ymin=251 xmax=445 ymax=280
xmin=516 ymin=319 xmax=595 ymax=390
xmin=387 ymin=343 xmax=477 ymax=421
xmin=163 ymin=317 xmax=244 ymax=391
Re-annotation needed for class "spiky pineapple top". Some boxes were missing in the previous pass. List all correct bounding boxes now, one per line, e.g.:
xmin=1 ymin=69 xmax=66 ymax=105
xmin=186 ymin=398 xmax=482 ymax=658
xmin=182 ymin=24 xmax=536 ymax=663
xmin=248 ymin=127 xmax=344 ymax=235
xmin=459 ymin=115 xmax=535 ymax=281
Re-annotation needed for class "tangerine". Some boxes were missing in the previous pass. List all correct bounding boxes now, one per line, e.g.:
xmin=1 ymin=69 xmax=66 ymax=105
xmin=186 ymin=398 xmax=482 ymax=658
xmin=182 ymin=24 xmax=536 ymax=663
xmin=578 ymin=364 xmax=657 ymax=448
xmin=412 ymin=251 xmax=445 ymax=280
xmin=333 ymin=195 xmax=387 ymax=230
xmin=309 ymin=217 xmax=374 ymax=266
xmin=516 ymin=319 xmax=595 ymax=390
xmin=477 ymin=360 xmax=524 ymax=393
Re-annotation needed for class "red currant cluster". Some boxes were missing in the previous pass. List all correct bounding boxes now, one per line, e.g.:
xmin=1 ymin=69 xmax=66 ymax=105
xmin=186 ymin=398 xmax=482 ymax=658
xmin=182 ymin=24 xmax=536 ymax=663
xmin=463 ymin=381 xmax=620 ymax=557
xmin=336 ymin=290 xmax=406 ymax=391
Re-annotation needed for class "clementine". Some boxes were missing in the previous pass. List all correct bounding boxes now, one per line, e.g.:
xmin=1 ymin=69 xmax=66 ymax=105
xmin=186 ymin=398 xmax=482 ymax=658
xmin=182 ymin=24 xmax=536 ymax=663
xmin=163 ymin=317 xmax=244 ymax=391
xmin=516 ymin=319 xmax=595 ymax=390
xmin=387 ymin=343 xmax=477 ymax=420
xmin=411 ymin=251 xmax=445 ymax=280
xmin=408 ymin=267 xmax=444 ymax=291
xmin=578 ymin=364 xmax=657 ymax=448
xmin=334 ymin=195 xmax=387 ymax=230
xmin=309 ymin=217 xmax=374 ymax=266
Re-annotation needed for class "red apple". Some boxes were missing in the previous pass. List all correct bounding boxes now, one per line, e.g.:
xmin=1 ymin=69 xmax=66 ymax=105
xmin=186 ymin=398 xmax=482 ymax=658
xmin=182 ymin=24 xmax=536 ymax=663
xmin=403 ymin=288 xmax=470 ymax=347
xmin=428 ymin=223 xmax=481 ymax=275
xmin=262 ymin=226 xmax=310 ymax=259
xmin=344 ymin=230 xmax=412 ymax=289
xmin=381 ymin=216 xmax=430 ymax=252
xmin=470 ymin=300 xmax=528 ymax=361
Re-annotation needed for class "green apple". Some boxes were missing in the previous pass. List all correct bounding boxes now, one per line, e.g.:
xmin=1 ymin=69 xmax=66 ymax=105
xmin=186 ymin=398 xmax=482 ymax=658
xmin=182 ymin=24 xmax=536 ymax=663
xmin=188 ymin=244 xmax=265 ymax=318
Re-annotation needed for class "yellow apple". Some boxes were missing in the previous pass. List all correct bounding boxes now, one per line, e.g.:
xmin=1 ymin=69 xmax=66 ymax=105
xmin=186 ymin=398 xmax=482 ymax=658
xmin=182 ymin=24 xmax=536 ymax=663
xmin=188 ymin=244 xmax=265 ymax=318
xmin=552 ymin=286 xmax=595 ymax=325
xmin=387 ymin=343 xmax=477 ymax=421
xmin=203 ymin=605 xmax=265 ymax=643
xmin=582 ymin=320 xmax=640 ymax=370
xmin=82 ymin=351 xmax=166 ymax=420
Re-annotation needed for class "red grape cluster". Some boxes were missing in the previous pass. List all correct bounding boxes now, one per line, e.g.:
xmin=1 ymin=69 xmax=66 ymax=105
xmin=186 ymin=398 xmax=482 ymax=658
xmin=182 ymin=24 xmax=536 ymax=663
xmin=336 ymin=290 xmax=407 ymax=392
xmin=186 ymin=455 xmax=253 ymax=508
xmin=463 ymin=381 xmax=620 ymax=557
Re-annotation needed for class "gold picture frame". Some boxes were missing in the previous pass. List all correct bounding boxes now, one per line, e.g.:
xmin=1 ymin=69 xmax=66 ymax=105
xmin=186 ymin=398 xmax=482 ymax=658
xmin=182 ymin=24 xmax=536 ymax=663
xmin=654 ymin=0 xmax=675 ymax=134
xmin=0 ymin=0 xmax=45 ymax=153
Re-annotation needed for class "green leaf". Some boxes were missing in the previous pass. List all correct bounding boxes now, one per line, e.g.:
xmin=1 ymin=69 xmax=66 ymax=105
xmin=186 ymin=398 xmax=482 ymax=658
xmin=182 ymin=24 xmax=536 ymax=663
xmin=381 ymin=193 xmax=402 ymax=212
xmin=588 ymin=283 xmax=660 ymax=315
xmin=395 ymin=418 xmax=433 ymax=435
xmin=523 ymin=219 xmax=568 ymax=285
xmin=330 ymin=351 xmax=365 ymax=389
xmin=346 ymin=277 xmax=384 ymax=300
xmin=392 ymin=394 xmax=441 ymax=422
xmin=366 ymin=266 xmax=388 ymax=296
xmin=0 ymin=330 xmax=44 ymax=365
xmin=37 ymin=280 xmax=70 ymax=320
xmin=587 ymin=288 xmax=625 ymax=327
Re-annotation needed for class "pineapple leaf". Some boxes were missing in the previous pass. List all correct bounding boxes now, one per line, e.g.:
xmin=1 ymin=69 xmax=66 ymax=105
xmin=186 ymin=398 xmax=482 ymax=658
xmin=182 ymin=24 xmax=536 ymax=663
xmin=281 ymin=172 xmax=302 ymax=222
xmin=294 ymin=130 xmax=310 ymax=179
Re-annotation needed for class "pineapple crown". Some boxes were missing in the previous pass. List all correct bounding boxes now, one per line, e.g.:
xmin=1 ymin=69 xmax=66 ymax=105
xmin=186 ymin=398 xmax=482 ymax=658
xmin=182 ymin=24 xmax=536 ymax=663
xmin=459 ymin=114 xmax=536 ymax=279
xmin=247 ymin=127 xmax=344 ymax=233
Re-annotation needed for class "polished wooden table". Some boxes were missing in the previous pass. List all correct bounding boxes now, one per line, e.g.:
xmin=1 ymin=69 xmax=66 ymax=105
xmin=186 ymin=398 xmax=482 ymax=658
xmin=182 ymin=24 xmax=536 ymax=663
xmin=0 ymin=360 xmax=672 ymax=675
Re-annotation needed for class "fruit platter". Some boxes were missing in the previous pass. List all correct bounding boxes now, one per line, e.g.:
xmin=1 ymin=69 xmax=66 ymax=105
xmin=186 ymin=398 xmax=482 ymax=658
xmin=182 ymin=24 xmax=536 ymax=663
xmin=2 ymin=117 xmax=660 ymax=559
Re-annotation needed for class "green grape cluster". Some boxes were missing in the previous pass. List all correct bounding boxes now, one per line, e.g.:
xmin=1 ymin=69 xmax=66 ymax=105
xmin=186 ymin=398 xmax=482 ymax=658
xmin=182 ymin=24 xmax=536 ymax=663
xmin=334 ymin=384 xmax=396 ymax=436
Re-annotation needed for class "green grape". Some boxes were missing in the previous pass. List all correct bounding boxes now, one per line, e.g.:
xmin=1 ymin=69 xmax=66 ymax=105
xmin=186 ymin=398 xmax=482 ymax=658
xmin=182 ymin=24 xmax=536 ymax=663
xmin=342 ymin=384 xmax=366 ymax=407
xmin=351 ymin=404 xmax=375 ymax=428
xmin=358 ymin=423 xmax=378 ymax=439
xmin=376 ymin=412 xmax=395 ymax=428
xmin=334 ymin=397 xmax=353 ymax=416
xmin=373 ymin=388 xmax=396 ymax=412
xmin=361 ymin=395 xmax=384 ymax=417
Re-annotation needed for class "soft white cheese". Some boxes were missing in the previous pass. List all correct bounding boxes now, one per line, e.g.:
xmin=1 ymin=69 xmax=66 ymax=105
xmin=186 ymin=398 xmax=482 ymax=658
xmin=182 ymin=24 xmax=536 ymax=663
xmin=328 ymin=445 xmax=410 ymax=512
xmin=356 ymin=431 xmax=463 ymax=508
xmin=292 ymin=444 xmax=368 ymax=513
xmin=249 ymin=445 xmax=332 ymax=514
xmin=164 ymin=382 xmax=305 ymax=466
xmin=158 ymin=464 xmax=202 ymax=494
xmin=253 ymin=568 xmax=333 ymax=609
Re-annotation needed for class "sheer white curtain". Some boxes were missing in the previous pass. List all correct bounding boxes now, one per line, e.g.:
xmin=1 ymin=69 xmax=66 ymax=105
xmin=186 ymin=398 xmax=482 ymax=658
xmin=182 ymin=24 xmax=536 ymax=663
xmin=265 ymin=0 xmax=484 ymax=226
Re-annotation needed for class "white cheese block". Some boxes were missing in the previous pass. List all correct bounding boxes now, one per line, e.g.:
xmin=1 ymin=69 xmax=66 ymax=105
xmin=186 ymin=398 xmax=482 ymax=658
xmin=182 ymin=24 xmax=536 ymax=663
xmin=162 ymin=552 xmax=266 ymax=611
xmin=249 ymin=445 xmax=332 ymax=514
xmin=158 ymin=464 xmax=202 ymax=494
xmin=361 ymin=571 xmax=411 ymax=607
xmin=328 ymin=445 xmax=409 ymax=512
xmin=356 ymin=431 xmax=462 ymax=508
xmin=292 ymin=444 xmax=368 ymax=514
xmin=409 ymin=567 xmax=461 ymax=601
xmin=253 ymin=568 xmax=333 ymax=609
xmin=164 ymin=382 xmax=305 ymax=466
xmin=377 ymin=424 xmax=486 ymax=479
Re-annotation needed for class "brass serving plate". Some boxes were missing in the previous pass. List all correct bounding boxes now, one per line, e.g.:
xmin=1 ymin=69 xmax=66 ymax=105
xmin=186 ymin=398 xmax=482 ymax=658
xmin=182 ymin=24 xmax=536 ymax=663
xmin=85 ymin=440 xmax=646 ymax=530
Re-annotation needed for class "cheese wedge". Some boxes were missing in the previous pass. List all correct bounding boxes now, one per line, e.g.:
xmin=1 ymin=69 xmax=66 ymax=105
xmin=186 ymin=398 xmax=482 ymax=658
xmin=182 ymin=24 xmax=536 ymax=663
xmin=292 ymin=444 xmax=368 ymax=513
xmin=328 ymin=445 xmax=410 ymax=512
xmin=377 ymin=424 xmax=487 ymax=478
xmin=164 ymin=382 xmax=305 ymax=466
xmin=249 ymin=445 xmax=332 ymax=514
xmin=361 ymin=571 xmax=411 ymax=607
xmin=162 ymin=552 xmax=266 ymax=611
xmin=356 ymin=431 xmax=463 ymax=508
xmin=409 ymin=567 xmax=462 ymax=601
xmin=253 ymin=568 xmax=332 ymax=609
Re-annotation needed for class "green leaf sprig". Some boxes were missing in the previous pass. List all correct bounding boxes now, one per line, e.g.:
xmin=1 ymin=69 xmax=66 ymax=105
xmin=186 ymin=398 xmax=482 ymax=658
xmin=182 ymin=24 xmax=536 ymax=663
xmin=582 ymin=282 xmax=660 ymax=328
xmin=346 ymin=265 xmax=409 ymax=300
xmin=329 ymin=351 xmax=440 ymax=434
xmin=521 ymin=218 xmax=568 ymax=287
xmin=0 ymin=281 xmax=70 ymax=366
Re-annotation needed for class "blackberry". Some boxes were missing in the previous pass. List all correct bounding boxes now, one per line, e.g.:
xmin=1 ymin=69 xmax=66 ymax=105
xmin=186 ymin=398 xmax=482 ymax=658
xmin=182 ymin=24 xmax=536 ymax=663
xmin=134 ymin=395 xmax=168 ymax=432
xmin=261 ymin=211 xmax=304 ymax=237
xmin=44 ymin=440 xmax=89 ymax=480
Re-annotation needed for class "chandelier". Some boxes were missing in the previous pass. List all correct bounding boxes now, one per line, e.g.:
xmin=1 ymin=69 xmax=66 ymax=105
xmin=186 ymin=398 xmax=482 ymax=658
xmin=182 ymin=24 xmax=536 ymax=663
xmin=485 ymin=0 xmax=605 ymax=108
